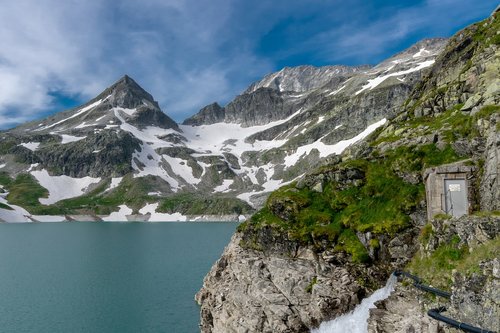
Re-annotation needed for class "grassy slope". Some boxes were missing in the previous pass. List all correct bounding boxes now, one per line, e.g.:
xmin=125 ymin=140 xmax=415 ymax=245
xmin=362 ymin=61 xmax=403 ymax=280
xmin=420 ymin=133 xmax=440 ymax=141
xmin=238 ymin=99 xmax=497 ymax=262
xmin=408 ymin=229 xmax=499 ymax=289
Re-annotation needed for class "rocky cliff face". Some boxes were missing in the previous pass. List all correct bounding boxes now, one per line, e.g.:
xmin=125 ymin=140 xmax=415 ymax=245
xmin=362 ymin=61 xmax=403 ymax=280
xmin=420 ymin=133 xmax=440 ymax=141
xmin=182 ymin=102 xmax=225 ymax=126
xmin=197 ymin=12 xmax=499 ymax=333
xmin=196 ymin=230 xmax=397 ymax=333
xmin=244 ymin=64 xmax=370 ymax=94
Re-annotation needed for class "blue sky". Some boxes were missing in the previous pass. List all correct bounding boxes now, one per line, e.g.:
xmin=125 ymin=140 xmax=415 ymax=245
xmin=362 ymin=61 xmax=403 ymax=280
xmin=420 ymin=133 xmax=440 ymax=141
xmin=0 ymin=0 xmax=497 ymax=129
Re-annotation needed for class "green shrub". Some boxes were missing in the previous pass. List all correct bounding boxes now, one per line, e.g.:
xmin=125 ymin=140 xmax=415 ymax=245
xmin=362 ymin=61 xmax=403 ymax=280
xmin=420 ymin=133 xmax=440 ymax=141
xmin=419 ymin=223 xmax=434 ymax=245
xmin=305 ymin=276 xmax=317 ymax=293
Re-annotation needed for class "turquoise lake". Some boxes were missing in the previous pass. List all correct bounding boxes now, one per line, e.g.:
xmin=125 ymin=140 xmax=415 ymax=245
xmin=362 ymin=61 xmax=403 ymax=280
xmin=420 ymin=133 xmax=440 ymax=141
xmin=0 ymin=222 xmax=237 ymax=333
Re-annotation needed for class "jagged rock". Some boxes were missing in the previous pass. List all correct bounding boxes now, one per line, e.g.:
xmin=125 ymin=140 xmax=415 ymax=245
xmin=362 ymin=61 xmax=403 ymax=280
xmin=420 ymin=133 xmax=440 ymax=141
xmin=196 ymin=233 xmax=377 ymax=333
xmin=480 ymin=113 xmax=500 ymax=211
xmin=448 ymin=259 xmax=500 ymax=332
xmin=183 ymin=102 xmax=225 ymax=126
xmin=367 ymin=285 xmax=438 ymax=333
xmin=428 ymin=215 xmax=499 ymax=251
xmin=245 ymin=65 xmax=369 ymax=94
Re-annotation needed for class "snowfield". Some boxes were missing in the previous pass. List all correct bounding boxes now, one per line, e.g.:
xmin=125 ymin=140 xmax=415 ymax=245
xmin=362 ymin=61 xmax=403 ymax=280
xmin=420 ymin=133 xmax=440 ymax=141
xmin=60 ymin=134 xmax=86 ymax=144
xmin=19 ymin=142 xmax=41 ymax=151
xmin=31 ymin=170 xmax=102 ymax=205
xmin=356 ymin=60 xmax=435 ymax=95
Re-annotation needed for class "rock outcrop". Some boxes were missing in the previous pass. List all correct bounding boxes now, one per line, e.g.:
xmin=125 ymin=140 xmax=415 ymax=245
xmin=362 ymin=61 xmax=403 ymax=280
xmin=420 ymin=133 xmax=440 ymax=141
xmin=367 ymin=285 xmax=438 ymax=333
xmin=244 ymin=65 xmax=369 ymax=94
xmin=480 ymin=112 xmax=500 ymax=211
xmin=196 ymin=232 xmax=390 ymax=333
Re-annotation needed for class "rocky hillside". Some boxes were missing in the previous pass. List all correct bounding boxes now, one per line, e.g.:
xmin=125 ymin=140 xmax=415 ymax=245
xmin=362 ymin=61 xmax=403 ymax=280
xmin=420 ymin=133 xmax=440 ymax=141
xmin=196 ymin=11 xmax=499 ymax=333
xmin=0 ymin=38 xmax=446 ymax=222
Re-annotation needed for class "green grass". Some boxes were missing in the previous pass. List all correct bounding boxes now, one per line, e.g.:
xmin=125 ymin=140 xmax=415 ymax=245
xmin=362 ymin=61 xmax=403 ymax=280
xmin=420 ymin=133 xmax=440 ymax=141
xmin=239 ymin=129 xmax=466 ymax=263
xmin=419 ymin=223 xmax=434 ymax=245
xmin=6 ymin=174 xmax=49 ymax=210
xmin=335 ymin=229 xmax=370 ymax=263
xmin=472 ymin=13 xmax=500 ymax=47
xmin=0 ymin=172 xmax=12 ymax=186
xmin=1 ymin=173 xmax=161 ymax=215
xmin=0 ymin=170 xmax=254 ymax=216
xmin=158 ymin=193 xmax=253 ymax=215
xmin=52 ymin=175 xmax=152 ymax=214
xmin=374 ymin=104 xmax=499 ymax=146
xmin=305 ymin=276 xmax=317 ymax=293
xmin=408 ymin=235 xmax=499 ymax=289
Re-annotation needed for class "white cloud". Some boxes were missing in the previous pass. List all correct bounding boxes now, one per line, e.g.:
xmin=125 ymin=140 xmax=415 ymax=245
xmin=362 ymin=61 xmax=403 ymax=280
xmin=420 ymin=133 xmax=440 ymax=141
xmin=0 ymin=0 xmax=270 ymax=127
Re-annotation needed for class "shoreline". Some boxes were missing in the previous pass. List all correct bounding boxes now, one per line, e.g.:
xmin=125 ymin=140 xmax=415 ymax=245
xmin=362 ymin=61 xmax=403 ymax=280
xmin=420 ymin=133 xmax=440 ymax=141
xmin=0 ymin=213 xmax=247 ymax=223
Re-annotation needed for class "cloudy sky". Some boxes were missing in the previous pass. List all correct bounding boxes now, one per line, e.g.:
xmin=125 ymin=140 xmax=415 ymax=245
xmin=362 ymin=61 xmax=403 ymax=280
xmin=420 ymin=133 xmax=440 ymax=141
xmin=0 ymin=0 xmax=497 ymax=129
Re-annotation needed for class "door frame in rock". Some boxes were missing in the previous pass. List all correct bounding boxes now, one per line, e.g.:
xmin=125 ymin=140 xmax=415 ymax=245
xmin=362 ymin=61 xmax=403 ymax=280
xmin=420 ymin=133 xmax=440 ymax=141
xmin=443 ymin=178 xmax=468 ymax=218
xmin=424 ymin=163 xmax=475 ymax=221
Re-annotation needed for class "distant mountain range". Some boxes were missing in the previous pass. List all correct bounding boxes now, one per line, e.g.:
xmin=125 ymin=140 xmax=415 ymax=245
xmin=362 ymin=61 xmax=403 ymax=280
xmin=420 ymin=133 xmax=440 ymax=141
xmin=0 ymin=38 xmax=447 ymax=222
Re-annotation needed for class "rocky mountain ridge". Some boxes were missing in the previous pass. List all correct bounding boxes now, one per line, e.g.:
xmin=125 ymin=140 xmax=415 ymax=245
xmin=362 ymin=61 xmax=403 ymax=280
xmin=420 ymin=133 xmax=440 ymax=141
xmin=0 ymin=37 xmax=447 ymax=222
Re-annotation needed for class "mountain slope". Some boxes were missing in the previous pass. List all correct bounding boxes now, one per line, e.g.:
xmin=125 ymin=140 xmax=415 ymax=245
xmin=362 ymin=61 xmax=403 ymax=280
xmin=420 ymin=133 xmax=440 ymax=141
xmin=196 ymin=12 xmax=499 ymax=333
xmin=0 ymin=38 xmax=446 ymax=221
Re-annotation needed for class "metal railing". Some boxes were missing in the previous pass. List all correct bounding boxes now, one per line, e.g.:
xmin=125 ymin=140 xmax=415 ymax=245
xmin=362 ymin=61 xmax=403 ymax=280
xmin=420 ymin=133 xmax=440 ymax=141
xmin=394 ymin=270 xmax=496 ymax=333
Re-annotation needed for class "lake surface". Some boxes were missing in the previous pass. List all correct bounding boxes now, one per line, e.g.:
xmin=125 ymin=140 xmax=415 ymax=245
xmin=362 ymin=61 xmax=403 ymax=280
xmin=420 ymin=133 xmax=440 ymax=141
xmin=0 ymin=222 xmax=237 ymax=333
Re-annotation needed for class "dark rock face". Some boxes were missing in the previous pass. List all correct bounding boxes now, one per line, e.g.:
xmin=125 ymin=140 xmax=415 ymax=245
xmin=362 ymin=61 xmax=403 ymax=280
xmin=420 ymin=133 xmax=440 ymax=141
xmin=103 ymin=75 xmax=159 ymax=110
xmin=182 ymin=102 xmax=225 ymax=126
xmin=480 ymin=113 xmax=500 ymax=211
xmin=224 ymin=88 xmax=293 ymax=126
xmin=34 ymin=131 xmax=142 ymax=178
xmin=99 ymin=75 xmax=179 ymax=130
xmin=244 ymin=64 xmax=370 ymax=94
xmin=448 ymin=258 xmax=499 ymax=332
xmin=405 ymin=16 xmax=499 ymax=118
xmin=126 ymin=106 xmax=179 ymax=130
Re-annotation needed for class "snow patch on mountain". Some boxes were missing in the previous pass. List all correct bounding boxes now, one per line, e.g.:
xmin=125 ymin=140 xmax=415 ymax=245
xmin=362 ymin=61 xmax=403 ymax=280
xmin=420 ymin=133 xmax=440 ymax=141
xmin=138 ymin=203 xmax=187 ymax=221
xmin=30 ymin=169 xmax=101 ymax=204
xmin=60 ymin=134 xmax=86 ymax=144
xmin=19 ymin=142 xmax=40 ymax=151
xmin=413 ymin=48 xmax=430 ymax=58
xmin=31 ymin=215 xmax=67 ymax=222
xmin=0 ymin=193 xmax=32 ymax=222
xmin=101 ymin=205 xmax=133 ymax=221
xmin=356 ymin=60 xmax=435 ymax=95
xmin=284 ymin=118 xmax=387 ymax=167
xmin=107 ymin=177 xmax=123 ymax=191
xmin=213 ymin=179 xmax=234 ymax=193
xmin=36 ymin=97 xmax=107 ymax=131
xmin=131 ymin=143 xmax=180 ymax=190
xmin=114 ymin=108 xmax=177 ymax=147
xmin=180 ymin=107 xmax=303 ymax=156
xmin=163 ymin=155 xmax=201 ymax=185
